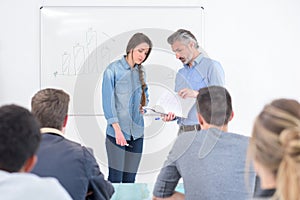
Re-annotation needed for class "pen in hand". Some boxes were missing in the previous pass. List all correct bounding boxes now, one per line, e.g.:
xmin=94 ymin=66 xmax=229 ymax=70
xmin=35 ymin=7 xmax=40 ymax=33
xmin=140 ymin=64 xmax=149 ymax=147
xmin=125 ymin=143 xmax=133 ymax=148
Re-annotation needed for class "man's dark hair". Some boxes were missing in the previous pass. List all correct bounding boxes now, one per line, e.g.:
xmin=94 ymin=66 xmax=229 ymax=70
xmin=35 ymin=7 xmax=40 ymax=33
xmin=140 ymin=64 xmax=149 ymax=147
xmin=0 ymin=104 xmax=40 ymax=172
xmin=31 ymin=88 xmax=70 ymax=130
xmin=196 ymin=86 xmax=232 ymax=126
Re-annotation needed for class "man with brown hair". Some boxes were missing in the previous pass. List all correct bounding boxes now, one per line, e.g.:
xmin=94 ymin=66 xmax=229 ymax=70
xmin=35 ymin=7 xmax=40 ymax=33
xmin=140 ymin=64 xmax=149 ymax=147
xmin=153 ymin=86 xmax=255 ymax=200
xmin=31 ymin=88 xmax=114 ymax=200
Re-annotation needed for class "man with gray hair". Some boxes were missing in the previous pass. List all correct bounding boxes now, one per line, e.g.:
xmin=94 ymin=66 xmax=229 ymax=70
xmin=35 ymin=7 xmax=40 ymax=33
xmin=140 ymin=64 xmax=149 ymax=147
xmin=163 ymin=29 xmax=225 ymax=135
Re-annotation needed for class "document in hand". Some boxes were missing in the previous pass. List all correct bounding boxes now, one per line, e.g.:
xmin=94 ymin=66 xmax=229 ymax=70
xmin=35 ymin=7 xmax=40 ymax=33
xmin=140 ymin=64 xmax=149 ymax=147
xmin=143 ymin=91 xmax=195 ymax=118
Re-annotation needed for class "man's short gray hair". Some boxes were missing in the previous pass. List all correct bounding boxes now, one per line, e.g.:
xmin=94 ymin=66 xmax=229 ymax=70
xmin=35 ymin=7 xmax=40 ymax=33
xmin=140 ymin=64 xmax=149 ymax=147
xmin=167 ymin=29 xmax=199 ymax=49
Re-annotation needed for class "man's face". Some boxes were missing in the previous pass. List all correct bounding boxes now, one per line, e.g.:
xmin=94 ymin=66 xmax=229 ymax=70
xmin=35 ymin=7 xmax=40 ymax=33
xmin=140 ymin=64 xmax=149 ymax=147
xmin=171 ymin=40 xmax=193 ymax=65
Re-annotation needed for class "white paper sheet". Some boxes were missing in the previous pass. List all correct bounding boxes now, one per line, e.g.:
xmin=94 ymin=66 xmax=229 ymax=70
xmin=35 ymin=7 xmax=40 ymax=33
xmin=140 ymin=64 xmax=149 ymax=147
xmin=144 ymin=91 xmax=195 ymax=118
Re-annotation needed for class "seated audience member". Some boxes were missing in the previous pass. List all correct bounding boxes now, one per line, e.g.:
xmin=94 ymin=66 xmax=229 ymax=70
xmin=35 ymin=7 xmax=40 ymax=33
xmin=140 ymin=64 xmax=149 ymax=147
xmin=248 ymin=99 xmax=300 ymax=200
xmin=30 ymin=88 xmax=114 ymax=200
xmin=153 ymin=86 xmax=255 ymax=200
xmin=0 ymin=104 xmax=72 ymax=200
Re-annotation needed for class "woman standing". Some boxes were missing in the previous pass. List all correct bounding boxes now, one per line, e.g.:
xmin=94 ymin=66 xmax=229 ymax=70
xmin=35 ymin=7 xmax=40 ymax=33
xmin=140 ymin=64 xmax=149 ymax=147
xmin=102 ymin=33 xmax=152 ymax=183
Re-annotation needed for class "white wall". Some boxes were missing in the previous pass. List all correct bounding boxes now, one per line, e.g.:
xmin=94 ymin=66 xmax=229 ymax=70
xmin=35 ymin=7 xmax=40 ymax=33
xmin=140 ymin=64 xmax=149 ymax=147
xmin=1 ymin=0 xmax=300 ymax=183
xmin=0 ymin=0 xmax=41 ymax=108
xmin=203 ymin=0 xmax=300 ymax=135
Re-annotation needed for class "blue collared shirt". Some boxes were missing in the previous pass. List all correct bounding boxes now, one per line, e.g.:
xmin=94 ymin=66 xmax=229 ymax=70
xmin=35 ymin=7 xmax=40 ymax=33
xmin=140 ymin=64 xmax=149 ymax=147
xmin=102 ymin=56 xmax=149 ymax=140
xmin=175 ymin=54 xmax=225 ymax=125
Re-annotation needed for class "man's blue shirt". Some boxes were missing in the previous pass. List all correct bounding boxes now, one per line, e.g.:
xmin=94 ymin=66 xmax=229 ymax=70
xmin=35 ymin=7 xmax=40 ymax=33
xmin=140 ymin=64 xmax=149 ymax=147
xmin=175 ymin=54 xmax=225 ymax=125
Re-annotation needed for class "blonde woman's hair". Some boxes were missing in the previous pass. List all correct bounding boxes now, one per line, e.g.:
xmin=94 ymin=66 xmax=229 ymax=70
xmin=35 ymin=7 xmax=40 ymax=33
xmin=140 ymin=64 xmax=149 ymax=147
xmin=249 ymin=99 xmax=300 ymax=200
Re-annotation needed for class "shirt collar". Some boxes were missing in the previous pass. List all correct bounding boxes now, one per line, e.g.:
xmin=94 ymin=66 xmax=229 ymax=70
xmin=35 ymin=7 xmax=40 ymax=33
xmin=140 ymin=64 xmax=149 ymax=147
xmin=121 ymin=56 xmax=132 ymax=69
xmin=184 ymin=53 xmax=204 ymax=69
xmin=121 ymin=56 xmax=139 ymax=70
xmin=40 ymin=127 xmax=64 ymax=137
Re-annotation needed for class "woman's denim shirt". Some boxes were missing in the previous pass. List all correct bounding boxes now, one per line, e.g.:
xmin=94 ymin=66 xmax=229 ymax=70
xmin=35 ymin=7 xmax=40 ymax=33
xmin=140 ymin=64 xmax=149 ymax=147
xmin=102 ymin=56 xmax=149 ymax=140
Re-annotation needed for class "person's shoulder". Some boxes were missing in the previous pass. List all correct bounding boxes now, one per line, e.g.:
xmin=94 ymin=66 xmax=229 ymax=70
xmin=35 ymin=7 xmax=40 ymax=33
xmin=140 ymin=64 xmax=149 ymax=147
xmin=202 ymin=56 xmax=220 ymax=63
xmin=41 ymin=133 xmax=84 ymax=149
xmin=64 ymin=136 xmax=81 ymax=145
xmin=66 ymin=140 xmax=95 ymax=158
xmin=27 ymin=173 xmax=60 ymax=185
xmin=224 ymin=132 xmax=250 ymax=142
xmin=54 ymin=136 xmax=91 ymax=157
xmin=8 ymin=173 xmax=72 ymax=199
xmin=106 ymin=58 xmax=123 ymax=70
xmin=81 ymin=145 xmax=96 ymax=158
xmin=177 ymin=66 xmax=186 ymax=73
xmin=2 ymin=171 xmax=50 ymax=184
xmin=32 ymin=176 xmax=72 ymax=199
xmin=224 ymin=132 xmax=251 ymax=147
xmin=200 ymin=56 xmax=221 ymax=68
xmin=227 ymin=132 xmax=250 ymax=140
xmin=49 ymin=134 xmax=82 ymax=147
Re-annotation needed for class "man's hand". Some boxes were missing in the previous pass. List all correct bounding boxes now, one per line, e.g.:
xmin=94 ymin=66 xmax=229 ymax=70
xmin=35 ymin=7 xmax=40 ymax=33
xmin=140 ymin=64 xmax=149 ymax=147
xmin=178 ymin=88 xmax=198 ymax=99
xmin=162 ymin=112 xmax=176 ymax=122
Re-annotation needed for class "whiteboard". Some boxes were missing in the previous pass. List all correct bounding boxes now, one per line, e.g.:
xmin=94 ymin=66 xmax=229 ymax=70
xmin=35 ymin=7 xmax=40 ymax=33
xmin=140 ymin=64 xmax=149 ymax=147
xmin=40 ymin=7 xmax=204 ymax=179
xmin=40 ymin=6 xmax=204 ymax=115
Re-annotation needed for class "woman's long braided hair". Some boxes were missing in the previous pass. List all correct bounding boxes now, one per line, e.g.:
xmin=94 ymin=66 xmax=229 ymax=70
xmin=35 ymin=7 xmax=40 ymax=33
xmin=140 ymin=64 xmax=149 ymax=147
xmin=126 ymin=33 xmax=152 ymax=107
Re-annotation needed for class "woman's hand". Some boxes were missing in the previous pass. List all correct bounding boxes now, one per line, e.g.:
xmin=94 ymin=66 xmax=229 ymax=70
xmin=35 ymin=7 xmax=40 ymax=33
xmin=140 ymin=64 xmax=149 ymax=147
xmin=112 ymin=123 xmax=128 ymax=146
xmin=140 ymin=107 xmax=145 ymax=114
xmin=115 ymin=130 xmax=127 ymax=146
